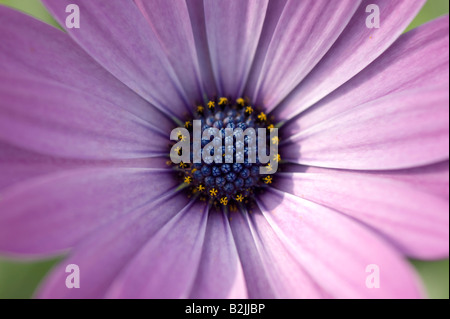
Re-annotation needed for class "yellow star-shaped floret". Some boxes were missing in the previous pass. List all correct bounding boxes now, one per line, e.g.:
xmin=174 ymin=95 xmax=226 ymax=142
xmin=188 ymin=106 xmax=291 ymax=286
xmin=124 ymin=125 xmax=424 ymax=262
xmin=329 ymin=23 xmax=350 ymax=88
xmin=245 ymin=106 xmax=253 ymax=115
xmin=273 ymin=154 xmax=281 ymax=162
xmin=210 ymin=188 xmax=218 ymax=197
xmin=208 ymin=100 xmax=215 ymax=109
xmin=220 ymin=197 xmax=228 ymax=206
xmin=218 ymin=97 xmax=228 ymax=105
xmin=263 ymin=176 xmax=273 ymax=184
xmin=173 ymin=146 xmax=182 ymax=156
xmin=197 ymin=185 xmax=205 ymax=192
xmin=236 ymin=98 xmax=245 ymax=106
xmin=197 ymin=105 xmax=204 ymax=113
xmin=236 ymin=194 xmax=244 ymax=202
xmin=272 ymin=136 xmax=280 ymax=145
xmin=258 ymin=112 xmax=267 ymax=121
xmin=179 ymin=162 xmax=187 ymax=169
xmin=184 ymin=176 xmax=192 ymax=184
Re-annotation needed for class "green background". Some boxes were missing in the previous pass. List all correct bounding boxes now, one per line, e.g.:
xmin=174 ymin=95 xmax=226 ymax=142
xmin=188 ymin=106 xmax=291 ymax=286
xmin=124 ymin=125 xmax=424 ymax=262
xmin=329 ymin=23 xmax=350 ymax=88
xmin=0 ymin=0 xmax=448 ymax=299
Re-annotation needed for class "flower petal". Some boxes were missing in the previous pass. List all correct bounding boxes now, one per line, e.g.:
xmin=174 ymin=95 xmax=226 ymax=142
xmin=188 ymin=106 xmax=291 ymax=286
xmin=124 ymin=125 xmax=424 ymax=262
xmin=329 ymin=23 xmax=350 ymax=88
xmin=0 ymin=5 xmax=173 ymax=129
xmin=0 ymin=141 xmax=168 ymax=192
xmin=189 ymin=211 xmax=248 ymax=299
xmin=134 ymin=0 xmax=204 ymax=100
xmin=37 ymin=192 xmax=189 ymax=298
xmin=185 ymin=0 xmax=218 ymax=96
xmin=0 ymin=168 xmax=176 ymax=256
xmin=106 ymin=202 xmax=208 ymax=298
xmin=275 ymin=171 xmax=449 ymax=259
xmin=0 ymin=142 xmax=77 ymax=192
xmin=258 ymin=189 xmax=424 ymax=298
xmin=0 ymin=72 xmax=167 ymax=160
xmin=283 ymin=161 xmax=449 ymax=200
xmin=284 ymin=15 xmax=449 ymax=134
xmin=273 ymin=0 xmax=426 ymax=119
xmin=282 ymin=87 xmax=449 ymax=170
xmin=42 ymin=0 xmax=193 ymax=115
xmin=227 ymin=211 xmax=276 ymax=298
xmin=230 ymin=210 xmax=326 ymax=298
xmin=244 ymin=0 xmax=288 ymax=103
xmin=203 ymin=0 xmax=268 ymax=97
xmin=360 ymin=161 xmax=449 ymax=199
xmin=247 ymin=0 xmax=361 ymax=111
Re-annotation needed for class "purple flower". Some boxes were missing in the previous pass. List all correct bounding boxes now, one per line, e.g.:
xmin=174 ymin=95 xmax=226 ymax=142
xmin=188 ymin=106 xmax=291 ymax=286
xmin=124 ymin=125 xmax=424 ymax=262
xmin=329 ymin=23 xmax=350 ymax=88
xmin=0 ymin=0 xmax=448 ymax=299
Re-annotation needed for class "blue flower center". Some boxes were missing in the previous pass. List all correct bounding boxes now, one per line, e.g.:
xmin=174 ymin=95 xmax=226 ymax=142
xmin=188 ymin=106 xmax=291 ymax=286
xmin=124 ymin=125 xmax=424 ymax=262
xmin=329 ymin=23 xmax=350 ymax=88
xmin=169 ymin=97 xmax=279 ymax=209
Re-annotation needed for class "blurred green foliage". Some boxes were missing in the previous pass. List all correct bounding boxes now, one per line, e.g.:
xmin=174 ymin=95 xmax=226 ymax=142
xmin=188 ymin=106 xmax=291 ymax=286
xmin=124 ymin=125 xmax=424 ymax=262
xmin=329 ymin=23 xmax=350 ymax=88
xmin=405 ymin=0 xmax=449 ymax=32
xmin=411 ymin=259 xmax=449 ymax=299
xmin=0 ymin=0 xmax=448 ymax=299
xmin=0 ymin=0 xmax=60 ymax=28
xmin=0 ymin=256 xmax=61 ymax=299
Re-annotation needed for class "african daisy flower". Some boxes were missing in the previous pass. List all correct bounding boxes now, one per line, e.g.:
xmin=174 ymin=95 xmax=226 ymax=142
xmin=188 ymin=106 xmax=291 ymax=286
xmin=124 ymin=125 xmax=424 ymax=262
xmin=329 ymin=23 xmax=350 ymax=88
xmin=0 ymin=0 xmax=448 ymax=299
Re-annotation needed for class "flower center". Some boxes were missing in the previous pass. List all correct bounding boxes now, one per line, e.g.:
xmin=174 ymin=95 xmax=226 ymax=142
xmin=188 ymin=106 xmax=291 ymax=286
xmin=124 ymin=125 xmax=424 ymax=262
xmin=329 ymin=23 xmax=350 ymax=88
xmin=168 ymin=97 xmax=280 ymax=210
